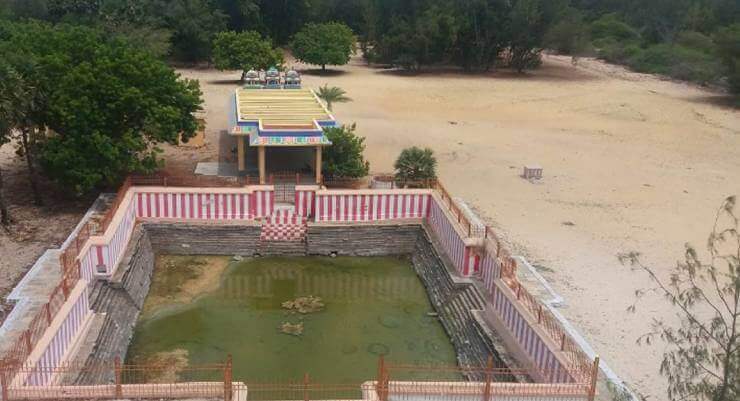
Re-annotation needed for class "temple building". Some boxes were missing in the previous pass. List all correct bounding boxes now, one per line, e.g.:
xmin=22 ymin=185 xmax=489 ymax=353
xmin=229 ymin=88 xmax=335 ymax=184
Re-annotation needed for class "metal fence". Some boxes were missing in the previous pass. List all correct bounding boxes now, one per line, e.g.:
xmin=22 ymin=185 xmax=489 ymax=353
xmin=1 ymin=356 xmax=597 ymax=401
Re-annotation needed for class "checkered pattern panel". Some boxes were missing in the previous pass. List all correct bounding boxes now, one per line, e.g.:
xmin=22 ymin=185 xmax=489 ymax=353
xmin=260 ymin=209 xmax=307 ymax=242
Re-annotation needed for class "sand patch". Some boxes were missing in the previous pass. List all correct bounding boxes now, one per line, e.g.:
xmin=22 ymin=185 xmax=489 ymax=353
xmin=141 ymin=255 xmax=231 ymax=319
xmin=129 ymin=348 xmax=190 ymax=383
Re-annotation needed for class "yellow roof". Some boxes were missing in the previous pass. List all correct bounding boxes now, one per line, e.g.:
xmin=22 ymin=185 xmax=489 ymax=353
xmin=236 ymin=88 xmax=333 ymax=127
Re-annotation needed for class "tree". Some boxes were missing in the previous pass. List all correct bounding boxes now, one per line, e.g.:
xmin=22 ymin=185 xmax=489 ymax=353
xmin=619 ymin=196 xmax=739 ymax=401
xmin=453 ymin=0 xmax=509 ymax=72
xmin=544 ymin=6 xmax=591 ymax=57
xmin=714 ymin=24 xmax=740 ymax=95
xmin=0 ymin=22 xmax=204 ymax=194
xmin=212 ymin=31 xmax=284 ymax=80
xmin=322 ymin=124 xmax=369 ymax=178
xmin=315 ymin=84 xmax=351 ymax=111
xmin=508 ymin=0 xmax=562 ymax=72
xmin=394 ymin=147 xmax=437 ymax=184
xmin=156 ymin=0 xmax=227 ymax=63
xmin=0 ymin=65 xmax=15 ymax=225
xmin=0 ymin=62 xmax=44 ymax=206
xmin=291 ymin=22 xmax=356 ymax=71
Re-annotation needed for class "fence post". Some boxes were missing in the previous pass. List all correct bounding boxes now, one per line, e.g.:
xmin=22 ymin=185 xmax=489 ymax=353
xmin=587 ymin=356 xmax=599 ymax=401
xmin=224 ymin=354 xmax=233 ymax=401
xmin=303 ymin=373 xmax=309 ymax=401
xmin=482 ymin=356 xmax=493 ymax=401
xmin=1 ymin=362 xmax=8 ymax=401
xmin=560 ymin=333 xmax=567 ymax=351
xmin=23 ymin=331 xmax=32 ymax=356
xmin=114 ymin=356 xmax=122 ymax=398
xmin=537 ymin=305 xmax=543 ymax=324
xmin=376 ymin=355 xmax=388 ymax=401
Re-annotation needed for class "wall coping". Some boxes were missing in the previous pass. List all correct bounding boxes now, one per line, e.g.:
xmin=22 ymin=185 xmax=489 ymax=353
xmin=316 ymin=188 xmax=433 ymax=196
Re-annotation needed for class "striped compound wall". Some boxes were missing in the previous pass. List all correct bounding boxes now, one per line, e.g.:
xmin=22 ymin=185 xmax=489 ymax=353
xmin=294 ymin=187 xmax=316 ymax=217
xmin=314 ymin=191 xmax=431 ymax=222
xmin=426 ymin=198 xmax=471 ymax=276
xmin=490 ymin=283 xmax=573 ymax=383
xmin=7 ymin=183 xmax=590 ymax=398
xmin=134 ymin=190 xmax=273 ymax=220
xmin=24 ymin=283 xmax=91 ymax=386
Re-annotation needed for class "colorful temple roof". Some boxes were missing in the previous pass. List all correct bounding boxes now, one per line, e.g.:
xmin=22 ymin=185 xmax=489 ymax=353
xmin=229 ymin=88 xmax=335 ymax=147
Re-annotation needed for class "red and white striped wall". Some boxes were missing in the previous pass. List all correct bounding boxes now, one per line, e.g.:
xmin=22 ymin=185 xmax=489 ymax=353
xmin=490 ymin=283 xmax=573 ymax=383
xmin=250 ymin=189 xmax=273 ymax=218
xmin=294 ymin=188 xmax=316 ymax=217
xmin=479 ymin=251 xmax=501 ymax=293
xmin=314 ymin=192 xmax=430 ymax=222
xmin=135 ymin=192 xmax=252 ymax=220
xmin=25 ymin=284 xmax=91 ymax=386
xmin=426 ymin=198 xmax=471 ymax=276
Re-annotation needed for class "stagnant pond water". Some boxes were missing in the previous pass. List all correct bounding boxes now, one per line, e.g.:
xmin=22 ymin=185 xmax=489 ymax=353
xmin=127 ymin=255 xmax=459 ymax=384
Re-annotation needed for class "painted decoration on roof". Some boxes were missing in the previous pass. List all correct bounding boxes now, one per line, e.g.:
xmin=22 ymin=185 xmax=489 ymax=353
xmin=250 ymin=134 xmax=332 ymax=146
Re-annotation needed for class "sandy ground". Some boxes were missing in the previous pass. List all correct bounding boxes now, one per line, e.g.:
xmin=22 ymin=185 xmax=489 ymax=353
xmin=0 ymin=53 xmax=737 ymax=400
xmin=174 ymin=54 xmax=738 ymax=400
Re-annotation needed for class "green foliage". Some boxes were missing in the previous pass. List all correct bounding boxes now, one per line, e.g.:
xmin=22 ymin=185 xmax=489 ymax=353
xmin=676 ymin=30 xmax=715 ymax=54
xmin=545 ymin=6 xmax=592 ymax=56
xmin=590 ymin=13 xmax=641 ymax=43
xmin=212 ymin=30 xmax=283 ymax=73
xmin=376 ymin=6 xmax=457 ymax=71
xmin=0 ymin=22 xmax=203 ymax=194
xmin=394 ymin=147 xmax=437 ymax=183
xmin=509 ymin=0 xmax=559 ymax=72
xmin=627 ymin=43 xmax=723 ymax=84
xmin=714 ymin=24 xmax=740 ymax=94
xmin=620 ymin=196 xmax=739 ymax=401
xmin=322 ymin=124 xmax=369 ymax=178
xmin=452 ymin=0 xmax=508 ymax=72
xmin=156 ymin=0 xmax=227 ymax=62
xmin=291 ymin=22 xmax=355 ymax=70
xmin=315 ymin=84 xmax=351 ymax=111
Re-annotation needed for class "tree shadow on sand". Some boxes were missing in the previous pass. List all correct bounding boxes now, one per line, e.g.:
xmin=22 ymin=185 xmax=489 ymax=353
xmin=207 ymin=78 xmax=242 ymax=86
xmin=685 ymin=94 xmax=739 ymax=110
xmin=372 ymin=63 xmax=599 ymax=82
xmin=298 ymin=68 xmax=349 ymax=77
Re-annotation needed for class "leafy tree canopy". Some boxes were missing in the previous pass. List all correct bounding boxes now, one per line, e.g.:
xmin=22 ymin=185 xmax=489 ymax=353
xmin=714 ymin=24 xmax=740 ymax=94
xmin=0 ymin=21 xmax=203 ymax=194
xmin=291 ymin=22 xmax=355 ymax=71
xmin=212 ymin=30 xmax=283 ymax=74
xmin=322 ymin=123 xmax=369 ymax=178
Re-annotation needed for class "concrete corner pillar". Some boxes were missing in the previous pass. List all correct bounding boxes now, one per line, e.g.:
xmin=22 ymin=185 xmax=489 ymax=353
xmin=258 ymin=146 xmax=266 ymax=184
xmin=315 ymin=146 xmax=322 ymax=184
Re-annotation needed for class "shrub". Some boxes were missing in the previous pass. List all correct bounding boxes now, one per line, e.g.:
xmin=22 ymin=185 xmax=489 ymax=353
xmin=322 ymin=124 xmax=369 ymax=178
xmin=590 ymin=14 xmax=640 ymax=42
xmin=394 ymin=147 xmax=437 ymax=184
xmin=676 ymin=31 xmax=715 ymax=54
xmin=628 ymin=44 xmax=723 ymax=84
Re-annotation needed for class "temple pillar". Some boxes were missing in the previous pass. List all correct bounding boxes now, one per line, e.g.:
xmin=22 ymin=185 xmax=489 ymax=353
xmin=315 ymin=146 xmax=322 ymax=184
xmin=258 ymin=146 xmax=266 ymax=184
xmin=237 ymin=136 xmax=245 ymax=173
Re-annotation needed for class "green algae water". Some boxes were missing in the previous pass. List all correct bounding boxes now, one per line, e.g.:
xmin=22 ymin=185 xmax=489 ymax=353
xmin=127 ymin=256 xmax=459 ymax=385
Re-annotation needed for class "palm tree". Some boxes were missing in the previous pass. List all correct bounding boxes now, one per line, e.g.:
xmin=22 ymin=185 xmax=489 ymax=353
xmin=316 ymin=84 xmax=351 ymax=111
xmin=394 ymin=147 xmax=437 ymax=185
